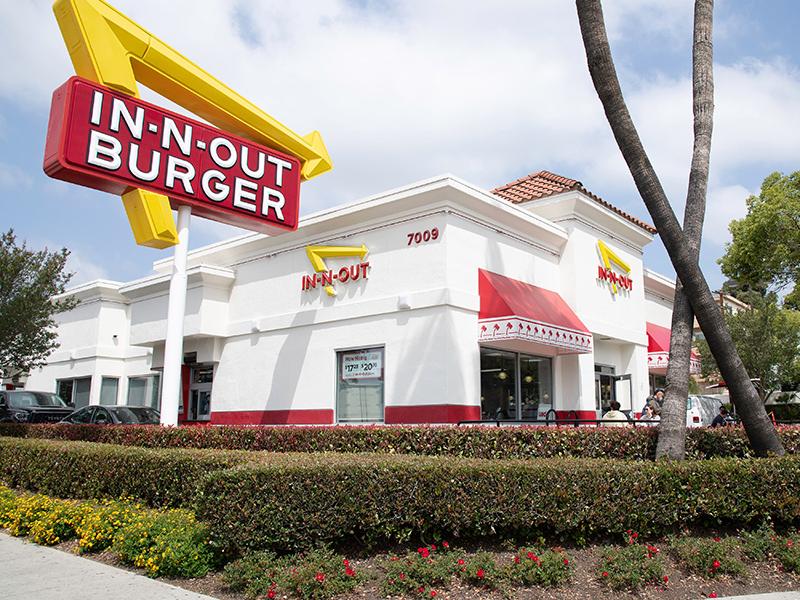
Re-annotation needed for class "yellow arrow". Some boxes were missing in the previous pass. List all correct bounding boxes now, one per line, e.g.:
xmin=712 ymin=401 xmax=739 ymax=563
xmin=53 ymin=0 xmax=333 ymax=247
xmin=306 ymin=245 xmax=368 ymax=296
xmin=597 ymin=240 xmax=631 ymax=294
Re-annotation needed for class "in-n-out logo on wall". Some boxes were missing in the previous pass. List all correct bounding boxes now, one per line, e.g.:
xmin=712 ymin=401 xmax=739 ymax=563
xmin=597 ymin=240 xmax=633 ymax=294
xmin=302 ymin=245 xmax=370 ymax=296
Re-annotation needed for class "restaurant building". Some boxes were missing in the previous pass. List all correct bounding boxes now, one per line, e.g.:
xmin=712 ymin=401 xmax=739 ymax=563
xmin=22 ymin=170 xmax=691 ymax=424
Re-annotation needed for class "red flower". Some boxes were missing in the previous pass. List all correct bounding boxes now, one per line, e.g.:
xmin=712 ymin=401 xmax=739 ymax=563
xmin=345 ymin=566 xmax=356 ymax=577
xmin=713 ymin=537 xmax=721 ymax=542
xmin=417 ymin=586 xmax=425 ymax=594
xmin=457 ymin=559 xmax=465 ymax=566
xmin=343 ymin=559 xmax=350 ymax=567
xmin=442 ymin=541 xmax=449 ymax=549
xmin=712 ymin=560 xmax=721 ymax=570
xmin=563 ymin=558 xmax=569 ymax=566
xmin=526 ymin=551 xmax=535 ymax=560
xmin=476 ymin=568 xmax=485 ymax=579
xmin=602 ymin=571 xmax=609 ymax=578
xmin=418 ymin=547 xmax=430 ymax=558
xmin=631 ymin=532 xmax=639 ymax=539
xmin=399 ymin=573 xmax=406 ymax=580
xmin=513 ymin=556 xmax=520 ymax=564
xmin=315 ymin=572 xmax=325 ymax=582
xmin=267 ymin=591 xmax=276 ymax=599
xmin=430 ymin=592 xmax=437 ymax=598
xmin=709 ymin=594 xmax=718 ymax=598
xmin=663 ymin=575 xmax=669 ymax=584
xmin=431 ymin=544 xmax=437 ymax=551
xmin=788 ymin=540 xmax=794 ymax=548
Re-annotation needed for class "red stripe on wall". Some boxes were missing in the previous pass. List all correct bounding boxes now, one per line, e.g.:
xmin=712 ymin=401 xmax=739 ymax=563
xmin=210 ymin=409 xmax=334 ymax=425
xmin=385 ymin=404 xmax=481 ymax=424
xmin=554 ymin=410 xmax=597 ymax=421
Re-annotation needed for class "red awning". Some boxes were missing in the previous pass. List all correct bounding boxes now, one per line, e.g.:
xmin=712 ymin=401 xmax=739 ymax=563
xmin=646 ymin=322 xmax=700 ymax=373
xmin=478 ymin=269 xmax=592 ymax=353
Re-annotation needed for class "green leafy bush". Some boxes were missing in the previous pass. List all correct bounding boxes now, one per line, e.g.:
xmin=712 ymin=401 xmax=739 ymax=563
xmin=223 ymin=547 xmax=361 ymax=600
xmin=7 ymin=422 xmax=800 ymax=460
xmin=382 ymin=544 xmax=462 ymax=598
xmin=669 ymin=536 xmax=747 ymax=578
xmin=0 ymin=437 xmax=247 ymax=507
xmin=776 ymin=535 xmax=800 ymax=573
xmin=112 ymin=508 xmax=214 ymax=578
xmin=197 ymin=452 xmax=800 ymax=556
xmin=507 ymin=547 xmax=572 ymax=587
xmin=28 ymin=498 xmax=84 ymax=545
xmin=75 ymin=498 xmax=139 ymax=553
xmin=740 ymin=521 xmax=779 ymax=561
xmin=457 ymin=550 xmax=504 ymax=590
xmin=596 ymin=539 xmax=665 ymax=590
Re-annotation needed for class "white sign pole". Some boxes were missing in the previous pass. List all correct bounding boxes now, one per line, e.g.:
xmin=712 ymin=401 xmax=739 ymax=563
xmin=159 ymin=204 xmax=192 ymax=426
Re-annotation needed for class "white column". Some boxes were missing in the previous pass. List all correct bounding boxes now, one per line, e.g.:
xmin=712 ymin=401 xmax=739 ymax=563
xmin=160 ymin=205 xmax=192 ymax=426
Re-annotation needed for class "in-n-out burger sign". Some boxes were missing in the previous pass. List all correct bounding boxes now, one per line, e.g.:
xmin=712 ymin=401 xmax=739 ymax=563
xmin=597 ymin=239 xmax=633 ymax=294
xmin=302 ymin=245 xmax=370 ymax=296
xmin=44 ymin=77 xmax=301 ymax=233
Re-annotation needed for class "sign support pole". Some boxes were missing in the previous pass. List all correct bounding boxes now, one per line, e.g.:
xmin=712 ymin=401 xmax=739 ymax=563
xmin=160 ymin=204 xmax=192 ymax=426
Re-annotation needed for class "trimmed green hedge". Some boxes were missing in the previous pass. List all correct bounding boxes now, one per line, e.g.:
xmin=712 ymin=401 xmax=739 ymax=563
xmin=0 ymin=437 xmax=247 ymax=507
xmin=3 ymin=422 xmax=799 ymax=460
xmin=4 ymin=437 xmax=800 ymax=558
xmin=196 ymin=452 xmax=800 ymax=557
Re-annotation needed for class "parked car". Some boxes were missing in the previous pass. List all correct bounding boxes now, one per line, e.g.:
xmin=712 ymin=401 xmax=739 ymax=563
xmin=687 ymin=394 xmax=729 ymax=427
xmin=60 ymin=405 xmax=161 ymax=425
xmin=0 ymin=390 xmax=74 ymax=423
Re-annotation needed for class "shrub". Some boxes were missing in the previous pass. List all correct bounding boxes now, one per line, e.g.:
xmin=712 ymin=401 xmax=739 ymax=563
xmin=28 ymin=498 xmax=84 ymax=545
xmin=507 ymin=547 xmax=572 ymax=587
xmin=382 ymin=544 xmax=462 ymax=598
xmin=224 ymin=548 xmax=361 ymax=600
xmin=740 ymin=521 xmax=778 ymax=561
xmin=7 ymin=422 xmax=800 ymax=460
xmin=197 ymin=452 xmax=800 ymax=556
xmin=596 ymin=538 xmax=665 ymax=590
xmin=112 ymin=508 xmax=214 ymax=578
xmin=6 ymin=493 xmax=56 ymax=537
xmin=669 ymin=536 xmax=746 ymax=578
xmin=0 ymin=437 xmax=247 ymax=508
xmin=0 ymin=485 xmax=17 ymax=528
xmin=457 ymin=550 xmax=504 ymax=590
xmin=776 ymin=535 xmax=800 ymax=573
xmin=75 ymin=499 xmax=140 ymax=553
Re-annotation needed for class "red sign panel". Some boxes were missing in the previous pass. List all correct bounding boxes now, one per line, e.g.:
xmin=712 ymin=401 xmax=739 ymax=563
xmin=43 ymin=77 xmax=301 ymax=233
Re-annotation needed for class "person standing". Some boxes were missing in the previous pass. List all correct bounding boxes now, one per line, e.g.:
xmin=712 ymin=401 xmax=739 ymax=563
xmin=711 ymin=406 xmax=730 ymax=427
xmin=602 ymin=400 xmax=629 ymax=427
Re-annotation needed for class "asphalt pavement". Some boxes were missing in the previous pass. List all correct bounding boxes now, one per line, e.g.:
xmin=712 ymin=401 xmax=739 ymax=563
xmin=0 ymin=532 xmax=218 ymax=600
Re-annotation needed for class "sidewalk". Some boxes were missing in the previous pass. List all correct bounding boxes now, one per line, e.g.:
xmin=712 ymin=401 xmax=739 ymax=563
xmin=0 ymin=532 xmax=218 ymax=600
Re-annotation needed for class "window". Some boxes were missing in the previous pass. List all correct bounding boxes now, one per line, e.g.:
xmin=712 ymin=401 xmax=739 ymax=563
xmin=480 ymin=348 xmax=553 ymax=420
xmin=99 ymin=377 xmax=119 ymax=406
xmin=57 ymin=377 xmax=92 ymax=408
xmin=127 ymin=374 xmax=161 ymax=409
xmin=68 ymin=406 xmax=95 ymax=424
xmin=336 ymin=347 xmax=384 ymax=423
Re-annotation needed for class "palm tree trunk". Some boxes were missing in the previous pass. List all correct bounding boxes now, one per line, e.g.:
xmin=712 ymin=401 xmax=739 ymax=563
xmin=656 ymin=0 xmax=714 ymax=460
xmin=576 ymin=0 xmax=784 ymax=456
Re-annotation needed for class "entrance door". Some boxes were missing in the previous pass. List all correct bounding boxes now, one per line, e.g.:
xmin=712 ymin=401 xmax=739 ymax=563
xmin=188 ymin=365 xmax=213 ymax=421
xmin=595 ymin=365 xmax=615 ymax=414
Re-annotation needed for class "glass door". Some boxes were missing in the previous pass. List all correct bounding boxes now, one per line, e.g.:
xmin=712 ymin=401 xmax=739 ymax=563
xmin=188 ymin=365 xmax=213 ymax=421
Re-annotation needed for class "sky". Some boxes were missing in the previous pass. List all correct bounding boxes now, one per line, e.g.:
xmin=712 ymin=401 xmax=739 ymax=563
xmin=0 ymin=0 xmax=798 ymax=289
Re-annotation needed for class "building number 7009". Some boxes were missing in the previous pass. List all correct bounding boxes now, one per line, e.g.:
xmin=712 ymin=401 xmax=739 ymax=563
xmin=407 ymin=228 xmax=440 ymax=245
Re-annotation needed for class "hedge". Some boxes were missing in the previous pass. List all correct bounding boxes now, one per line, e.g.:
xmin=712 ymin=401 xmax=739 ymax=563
xmin=4 ymin=437 xmax=800 ymax=558
xmin=4 ymin=422 xmax=799 ymax=460
xmin=196 ymin=452 xmax=800 ymax=557
xmin=0 ymin=437 xmax=248 ymax=507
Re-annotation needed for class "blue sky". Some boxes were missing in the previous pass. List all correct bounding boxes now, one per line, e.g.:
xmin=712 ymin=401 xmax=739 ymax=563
xmin=1 ymin=0 xmax=798 ymax=290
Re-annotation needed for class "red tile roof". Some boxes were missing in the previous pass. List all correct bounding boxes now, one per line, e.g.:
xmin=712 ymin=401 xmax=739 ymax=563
xmin=492 ymin=170 xmax=657 ymax=234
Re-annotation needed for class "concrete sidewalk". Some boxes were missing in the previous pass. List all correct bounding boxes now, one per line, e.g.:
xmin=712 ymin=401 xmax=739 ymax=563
xmin=0 ymin=532 xmax=218 ymax=600
xmin=721 ymin=595 xmax=800 ymax=600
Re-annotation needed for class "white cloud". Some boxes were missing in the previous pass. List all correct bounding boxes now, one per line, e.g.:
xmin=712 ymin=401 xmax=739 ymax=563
xmin=66 ymin=248 xmax=110 ymax=286
xmin=703 ymin=184 xmax=751 ymax=246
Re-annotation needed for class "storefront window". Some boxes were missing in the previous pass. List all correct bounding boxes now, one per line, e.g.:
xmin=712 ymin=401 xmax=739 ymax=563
xmin=336 ymin=347 xmax=384 ymax=423
xmin=99 ymin=377 xmax=119 ymax=405
xmin=480 ymin=348 xmax=552 ymax=420
xmin=57 ymin=377 xmax=91 ymax=408
xmin=127 ymin=374 xmax=161 ymax=409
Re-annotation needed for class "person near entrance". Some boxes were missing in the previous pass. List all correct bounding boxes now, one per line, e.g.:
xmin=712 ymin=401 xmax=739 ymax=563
xmin=601 ymin=400 xmax=629 ymax=427
xmin=638 ymin=403 xmax=660 ymax=426
xmin=641 ymin=389 xmax=664 ymax=415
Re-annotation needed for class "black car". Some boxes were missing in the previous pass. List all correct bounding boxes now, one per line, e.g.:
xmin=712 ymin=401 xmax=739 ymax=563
xmin=60 ymin=405 xmax=161 ymax=425
xmin=0 ymin=390 xmax=74 ymax=423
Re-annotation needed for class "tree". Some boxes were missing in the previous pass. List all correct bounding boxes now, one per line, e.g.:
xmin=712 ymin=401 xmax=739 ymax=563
xmin=697 ymin=293 xmax=800 ymax=399
xmin=576 ymin=0 xmax=785 ymax=456
xmin=656 ymin=0 xmax=712 ymax=460
xmin=0 ymin=230 xmax=77 ymax=378
xmin=719 ymin=171 xmax=800 ymax=298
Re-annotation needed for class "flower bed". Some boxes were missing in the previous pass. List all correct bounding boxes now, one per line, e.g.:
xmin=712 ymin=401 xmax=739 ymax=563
xmin=4 ymin=422 xmax=800 ymax=460
xmin=0 ymin=485 xmax=213 ymax=577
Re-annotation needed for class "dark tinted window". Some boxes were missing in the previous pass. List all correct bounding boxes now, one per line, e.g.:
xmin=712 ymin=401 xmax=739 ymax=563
xmin=109 ymin=407 xmax=160 ymax=424
xmin=8 ymin=392 xmax=68 ymax=408
xmin=93 ymin=407 xmax=112 ymax=424
xmin=69 ymin=407 xmax=95 ymax=424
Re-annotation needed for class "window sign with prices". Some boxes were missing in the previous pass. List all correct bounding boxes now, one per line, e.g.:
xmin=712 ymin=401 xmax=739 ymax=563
xmin=337 ymin=348 xmax=384 ymax=423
